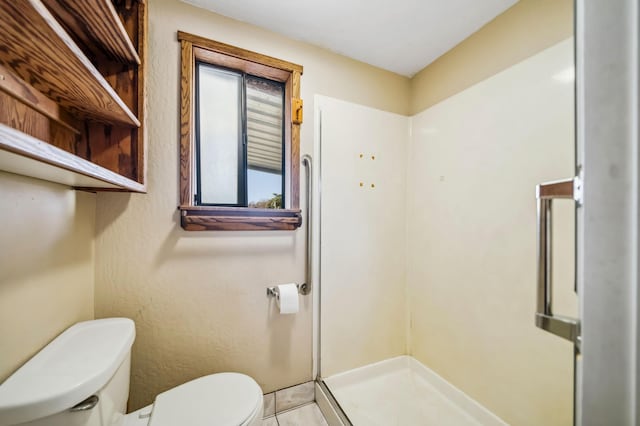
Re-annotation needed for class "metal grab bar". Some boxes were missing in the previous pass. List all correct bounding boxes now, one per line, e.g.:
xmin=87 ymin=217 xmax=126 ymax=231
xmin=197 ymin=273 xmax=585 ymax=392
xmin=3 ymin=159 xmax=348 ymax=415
xmin=299 ymin=154 xmax=313 ymax=295
xmin=535 ymin=177 xmax=580 ymax=348
xmin=265 ymin=155 xmax=313 ymax=298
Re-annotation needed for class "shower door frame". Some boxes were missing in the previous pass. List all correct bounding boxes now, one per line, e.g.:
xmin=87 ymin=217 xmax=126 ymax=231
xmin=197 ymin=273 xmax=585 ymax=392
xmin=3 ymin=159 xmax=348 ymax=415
xmin=312 ymin=103 xmax=355 ymax=426
xmin=575 ymin=0 xmax=640 ymax=423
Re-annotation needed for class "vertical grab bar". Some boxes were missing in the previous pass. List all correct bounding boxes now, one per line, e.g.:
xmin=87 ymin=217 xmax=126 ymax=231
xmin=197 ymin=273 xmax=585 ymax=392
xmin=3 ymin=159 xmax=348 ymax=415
xmin=299 ymin=154 xmax=313 ymax=295
xmin=535 ymin=178 xmax=580 ymax=348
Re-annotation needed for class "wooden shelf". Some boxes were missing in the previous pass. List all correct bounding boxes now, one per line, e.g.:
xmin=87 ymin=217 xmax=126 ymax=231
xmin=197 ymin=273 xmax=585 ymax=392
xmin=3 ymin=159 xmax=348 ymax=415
xmin=42 ymin=0 xmax=141 ymax=64
xmin=179 ymin=206 xmax=302 ymax=231
xmin=0 ymin=123 xmax=145 ymax=192
xmin=0 ymin=64 xmax=80 ymax=135
xmin=0 ymin=0 xmax=145 ymax=191
xmin=0 ymin=0 xmax=140 ymax=127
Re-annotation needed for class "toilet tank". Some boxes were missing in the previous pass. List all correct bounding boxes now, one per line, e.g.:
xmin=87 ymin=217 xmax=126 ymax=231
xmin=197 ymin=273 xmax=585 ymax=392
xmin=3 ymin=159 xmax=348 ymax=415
xmin=0 ymin=318 xmax=136 ymax=426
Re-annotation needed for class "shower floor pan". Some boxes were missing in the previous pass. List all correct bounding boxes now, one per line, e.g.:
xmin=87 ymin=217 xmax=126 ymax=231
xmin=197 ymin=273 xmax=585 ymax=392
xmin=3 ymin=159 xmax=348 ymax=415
xmin=321 ymin=356 xmax=505 ymax=426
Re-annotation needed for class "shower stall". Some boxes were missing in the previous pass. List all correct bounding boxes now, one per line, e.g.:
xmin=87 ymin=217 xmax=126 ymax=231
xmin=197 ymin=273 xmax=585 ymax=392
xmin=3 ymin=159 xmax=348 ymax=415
xmin=311 ymin=35 xmax=577 ymax=426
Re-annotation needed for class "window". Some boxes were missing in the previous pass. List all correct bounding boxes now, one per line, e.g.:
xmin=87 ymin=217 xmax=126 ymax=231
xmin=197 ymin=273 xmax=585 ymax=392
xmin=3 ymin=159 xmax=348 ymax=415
xmin=196 ymin=65 xmax=285 ymax=207
xmin=178 ymin=32 xmax=303 ymax=231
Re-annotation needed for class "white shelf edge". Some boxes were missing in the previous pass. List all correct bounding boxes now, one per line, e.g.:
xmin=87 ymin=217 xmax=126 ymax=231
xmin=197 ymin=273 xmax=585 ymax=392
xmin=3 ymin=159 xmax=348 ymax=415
xmin=0 ymin=123 xmax=145 ymax=192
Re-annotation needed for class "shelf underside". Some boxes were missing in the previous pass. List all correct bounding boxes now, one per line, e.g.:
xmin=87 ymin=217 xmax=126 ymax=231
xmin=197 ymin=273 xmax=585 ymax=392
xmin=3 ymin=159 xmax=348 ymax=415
xmin=42 ymin=0 xmax=141 ymax=64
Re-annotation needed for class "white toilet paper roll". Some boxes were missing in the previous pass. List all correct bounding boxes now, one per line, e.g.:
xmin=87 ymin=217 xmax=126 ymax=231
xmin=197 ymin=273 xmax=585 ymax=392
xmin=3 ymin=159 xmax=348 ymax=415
xmin=277 ymin=283 xmax=299 ymax=314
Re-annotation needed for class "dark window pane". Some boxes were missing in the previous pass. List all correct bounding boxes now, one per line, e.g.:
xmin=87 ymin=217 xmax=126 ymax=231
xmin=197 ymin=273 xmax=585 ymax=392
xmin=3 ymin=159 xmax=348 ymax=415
xmin=246 ymin=76 xmax=284 ymax=208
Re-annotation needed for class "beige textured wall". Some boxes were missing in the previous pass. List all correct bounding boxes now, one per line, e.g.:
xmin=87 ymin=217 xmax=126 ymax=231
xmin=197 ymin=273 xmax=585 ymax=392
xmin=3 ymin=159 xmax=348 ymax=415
xmin=409 ymin=0 xmax=573 ymax=114
xmin=94 ymin=0 xmax=410 ymax=410
xmin=0 ymin=172 xmax=95 ymax=381
xmin=407 ymin=39 xmax=576 ymax=425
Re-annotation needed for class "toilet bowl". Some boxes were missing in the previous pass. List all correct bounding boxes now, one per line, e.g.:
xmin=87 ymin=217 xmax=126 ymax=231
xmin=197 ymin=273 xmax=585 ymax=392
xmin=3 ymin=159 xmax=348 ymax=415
xmin=0 ymin=318 xmax=263 ymax=426
xmin=127 ymin=373 xmax=263 ymax=426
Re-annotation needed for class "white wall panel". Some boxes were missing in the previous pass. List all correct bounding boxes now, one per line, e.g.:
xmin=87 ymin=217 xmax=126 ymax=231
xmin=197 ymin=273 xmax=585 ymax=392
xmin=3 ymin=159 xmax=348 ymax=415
xmin=407 ymin=38 xmax=576 ymax=426
xmin=317 ymin=96 xmax=409 ymax=377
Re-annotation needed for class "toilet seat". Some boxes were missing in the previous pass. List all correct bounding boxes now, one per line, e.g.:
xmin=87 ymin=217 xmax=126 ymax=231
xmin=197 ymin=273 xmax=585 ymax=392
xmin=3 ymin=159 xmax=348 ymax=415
xmin=148 ymin=373 xmax=263 ymax=426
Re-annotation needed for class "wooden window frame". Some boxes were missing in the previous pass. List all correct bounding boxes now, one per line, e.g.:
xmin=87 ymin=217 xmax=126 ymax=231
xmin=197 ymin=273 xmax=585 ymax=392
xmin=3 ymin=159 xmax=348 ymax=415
xmin=178 ymin=31 xmax=303 ymax=231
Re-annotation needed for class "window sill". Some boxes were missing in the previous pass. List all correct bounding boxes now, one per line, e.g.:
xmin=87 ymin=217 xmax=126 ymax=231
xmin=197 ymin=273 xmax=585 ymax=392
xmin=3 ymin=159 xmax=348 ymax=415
xmin=178 ymin=206 xmax=302 ymax=231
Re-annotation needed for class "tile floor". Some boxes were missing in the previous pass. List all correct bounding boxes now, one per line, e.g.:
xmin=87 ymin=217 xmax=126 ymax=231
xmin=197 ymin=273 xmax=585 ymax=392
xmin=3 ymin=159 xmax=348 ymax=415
xmin=263 ymin=402 xmax=328 ymax=426
xmin=275 ymin=381 xmax=315 ymax=412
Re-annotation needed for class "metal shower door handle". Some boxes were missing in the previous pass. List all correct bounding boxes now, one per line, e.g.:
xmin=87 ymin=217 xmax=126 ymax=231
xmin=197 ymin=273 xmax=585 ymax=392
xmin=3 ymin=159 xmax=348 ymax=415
xmin=536 ymin=177 xmax=581 ymax=349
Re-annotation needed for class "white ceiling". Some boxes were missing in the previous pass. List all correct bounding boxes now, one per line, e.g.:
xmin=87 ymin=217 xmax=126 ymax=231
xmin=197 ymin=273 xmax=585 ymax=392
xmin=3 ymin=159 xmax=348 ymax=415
xmin=182 ymin=0 xmax=518 ymax=77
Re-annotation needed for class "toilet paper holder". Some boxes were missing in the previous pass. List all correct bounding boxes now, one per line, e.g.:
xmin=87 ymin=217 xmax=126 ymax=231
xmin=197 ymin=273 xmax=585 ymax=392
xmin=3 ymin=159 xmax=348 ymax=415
xmin=266 ymin=283 xmax=306 ymax=299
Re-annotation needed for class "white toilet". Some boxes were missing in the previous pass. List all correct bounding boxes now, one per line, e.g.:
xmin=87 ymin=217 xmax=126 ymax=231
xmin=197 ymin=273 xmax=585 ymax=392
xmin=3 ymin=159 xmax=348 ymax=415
xmin=0 ymin=318 xmax=263 ymax=426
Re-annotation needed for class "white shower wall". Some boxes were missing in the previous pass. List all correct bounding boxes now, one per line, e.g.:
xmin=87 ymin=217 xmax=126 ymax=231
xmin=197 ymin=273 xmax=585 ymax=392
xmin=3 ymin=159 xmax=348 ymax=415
xmin=407 ymin=38 xmax=576 ymax=426
xmin=317 ymin=37 xmax=575 ymax=425
xmin=316 ymin=96 xmax=409 ymax=377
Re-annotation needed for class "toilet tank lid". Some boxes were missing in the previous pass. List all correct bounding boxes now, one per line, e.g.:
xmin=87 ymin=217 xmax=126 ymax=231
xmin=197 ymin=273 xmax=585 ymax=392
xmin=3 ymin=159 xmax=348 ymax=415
xmin=0 ymin=318 xmax=135 ymax=425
